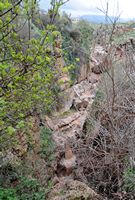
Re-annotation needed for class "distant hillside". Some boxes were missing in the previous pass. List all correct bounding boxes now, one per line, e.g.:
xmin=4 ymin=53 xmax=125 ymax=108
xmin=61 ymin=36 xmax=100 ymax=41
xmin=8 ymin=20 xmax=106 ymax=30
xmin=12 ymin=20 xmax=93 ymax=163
xmin=80 ymin=15 xmax=130 ymax=24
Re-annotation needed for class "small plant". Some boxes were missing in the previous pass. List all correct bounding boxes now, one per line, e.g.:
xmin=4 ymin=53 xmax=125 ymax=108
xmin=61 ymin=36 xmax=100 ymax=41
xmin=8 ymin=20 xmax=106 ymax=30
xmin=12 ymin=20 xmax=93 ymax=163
xmin=94 ymin=90 xmax=104 ymax=104
xmin=122 ymin=167 xmax=135 ymax=192
xmin=16 ymin=177 xmax=45 ymax=200
xmin=40 ymin=127 xmax=55 ymax=161
xmin=0 ymin=170 xmax=51 ymax=200
xmin=0 ymin=176 xmax=46 ymax=200
xmin=91 ymin=89 xmax=104 ymax=120
xmin=0 ymin=188 xmax=18 ymax=200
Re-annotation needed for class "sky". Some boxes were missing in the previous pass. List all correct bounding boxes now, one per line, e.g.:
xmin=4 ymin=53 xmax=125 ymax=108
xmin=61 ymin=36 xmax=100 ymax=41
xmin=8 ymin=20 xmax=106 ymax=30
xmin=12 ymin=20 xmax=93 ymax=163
xmin=39 ymin=0 xmax=135 ymax=19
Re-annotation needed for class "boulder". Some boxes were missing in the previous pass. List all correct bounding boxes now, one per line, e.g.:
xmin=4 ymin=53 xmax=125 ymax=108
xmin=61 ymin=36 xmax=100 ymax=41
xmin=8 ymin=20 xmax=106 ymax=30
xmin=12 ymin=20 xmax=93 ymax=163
xmin=72 ymin=99 xmax=89 ymax=111
xmin=45 ymin=77 xmax=100 ymax=146
xmin=59 ymin=87 xmax=75 ymax=112
xmin=90 ymin=45 xmax=107 ymax=74
xmin=48 ymin=179 xmax=102 ymax=200
xmin=77 ymin=63 xmax=91 ymax=82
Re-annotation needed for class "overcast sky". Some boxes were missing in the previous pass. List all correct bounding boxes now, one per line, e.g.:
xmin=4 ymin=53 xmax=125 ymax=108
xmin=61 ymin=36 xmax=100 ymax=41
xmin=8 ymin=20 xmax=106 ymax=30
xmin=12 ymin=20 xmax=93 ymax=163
xmin=39 ymin=0 xmax=135 ymax=19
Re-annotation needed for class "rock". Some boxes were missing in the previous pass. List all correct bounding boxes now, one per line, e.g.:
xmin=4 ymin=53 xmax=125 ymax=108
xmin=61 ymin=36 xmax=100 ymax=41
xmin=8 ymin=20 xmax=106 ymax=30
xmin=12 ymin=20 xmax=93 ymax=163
xmin=91 ymin=65 xmax=102 ymax=74
xmin=72 ymin=99 xmax=89 ymax=111
xmin=52 ymin=111 xmax=87 ymax=146
xmin=48 ymin=179 xmax=102 ymax=200
xmin=0 ymin=151 xmax=20 ymax=168
xmin=72 ymin=79 xmax=98 ymax=111
xmin=58 ymin=88 xmax=75 ymax=113
xmin=73 ymin=80 xmax=92 ymax=101
xmin=88 ymin=73 xmax=100 ymax=84
xmin=60 ymin=143 xmax=76 ymax=176
xmin=90 ymin=45 xmax=108 ymax=74
xmin=91 ymin=55 xmax=112 ymax=74
xmin=46 ymin=77 xmax=100 ymax=146
xmin=77 ymin=63 xmax=91 ymax=82
xmin=44 ymin=115 xmax=57 ymax=131
xmin=89 ymin=78 xmax=98 ymax=84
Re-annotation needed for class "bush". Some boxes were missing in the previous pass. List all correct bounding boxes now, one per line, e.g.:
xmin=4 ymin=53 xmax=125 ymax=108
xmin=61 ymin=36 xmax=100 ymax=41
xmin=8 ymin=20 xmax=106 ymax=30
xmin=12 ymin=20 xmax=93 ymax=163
xmin=123 ymin=167 xmax=135 ymax=192
xmin=40 ymin=127 xmax=55 ymax=161
xmin=0 ymin=188 xmax=17 ymax=200
xmin=76 ymin=20 xmax=94 ymax=54
xmin=0 ymin=176 xmax=46 ymax=200
xmin=16 ymin=177 xmax=45 ymax=200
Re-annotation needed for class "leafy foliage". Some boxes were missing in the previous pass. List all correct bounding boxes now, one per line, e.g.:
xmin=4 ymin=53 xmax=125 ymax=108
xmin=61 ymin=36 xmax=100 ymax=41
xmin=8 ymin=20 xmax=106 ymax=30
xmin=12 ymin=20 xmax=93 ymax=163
xmin=76 ymin=20 xmax=94 ymax=54
xmin=60 ymin=17 xmax=94 ymax=82
xmin=0 ymin=1 xmax=62 ymax=150
xmin=34 ymin=11 xmax=94 ymax=84
xmin=40 ymin=127 xmax=55 ymax=161
xmin=16 ymin=177 xmax=45 ymax=200
xmin=0 ymin=187 xmax=18 ymax=200
xmin=0 ymin=176 xmax=46 ymax=200
xmin=123 ymin=167 xmax=135 ymax=192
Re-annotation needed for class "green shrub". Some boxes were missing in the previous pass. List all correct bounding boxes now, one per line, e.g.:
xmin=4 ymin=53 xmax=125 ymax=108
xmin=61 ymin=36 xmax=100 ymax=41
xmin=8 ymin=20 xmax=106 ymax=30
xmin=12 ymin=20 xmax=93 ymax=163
xmin=0 ymin=188 xmax=18 ymax=200
xmin=91 ymin=89 xmax=104 ymax=120
xmin=40 ymin=127 xmax=55 ymax=161
xmin=76 ymin=20 xmax=94 ymax=54
xmin=122 ymin=167 xmax=135 ymax=192
xmin=0 ymin=176 xmax=46 ymax=200
xmin=16 ymin=177 xmax=45 ymax=200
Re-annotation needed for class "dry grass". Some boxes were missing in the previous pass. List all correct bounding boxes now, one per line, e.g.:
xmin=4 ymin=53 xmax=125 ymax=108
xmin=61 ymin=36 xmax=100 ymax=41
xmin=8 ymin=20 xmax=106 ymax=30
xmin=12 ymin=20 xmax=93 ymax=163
xmin=72 ymin=30 xmax=135 ymax=199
